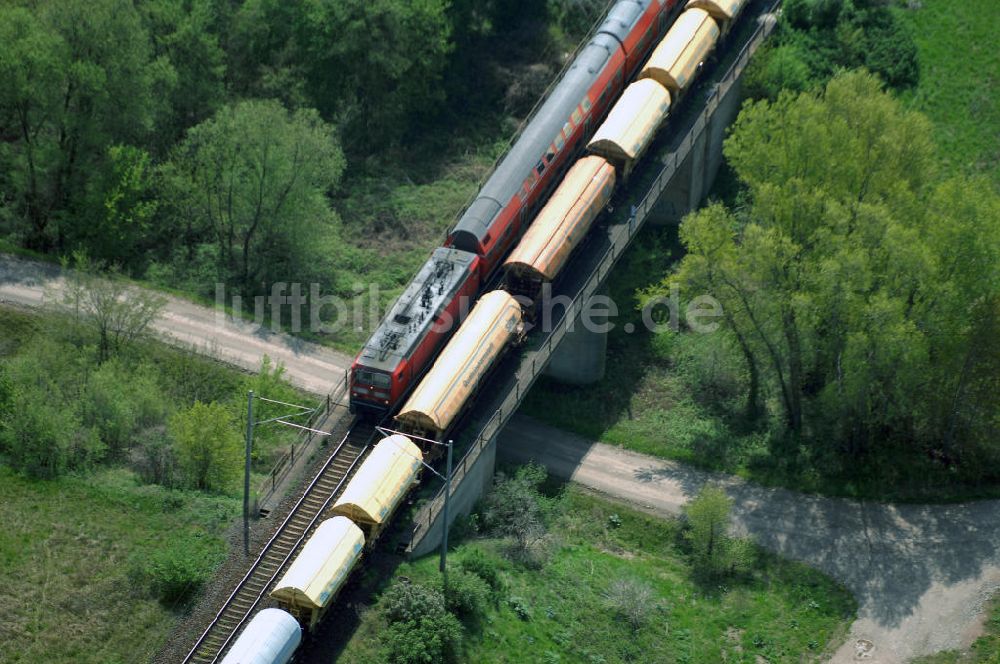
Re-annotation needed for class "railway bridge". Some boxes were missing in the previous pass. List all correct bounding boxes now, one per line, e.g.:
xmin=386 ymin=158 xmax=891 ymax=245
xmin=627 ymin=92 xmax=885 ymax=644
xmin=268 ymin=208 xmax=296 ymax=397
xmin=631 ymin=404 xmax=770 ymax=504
xmin=406 ymin=0 xmax=779 ymax=557
xmin=179 ymin=2 xmax=780 ymax=661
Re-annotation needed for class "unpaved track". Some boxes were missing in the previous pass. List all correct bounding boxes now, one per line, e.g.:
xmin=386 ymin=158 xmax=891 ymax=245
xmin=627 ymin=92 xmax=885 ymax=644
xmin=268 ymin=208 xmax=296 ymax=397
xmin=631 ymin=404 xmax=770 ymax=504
xmin=500 ymin=414 xmax=1000 ymax=664
xmin=0 ymin=254 xmax=351 ymax=395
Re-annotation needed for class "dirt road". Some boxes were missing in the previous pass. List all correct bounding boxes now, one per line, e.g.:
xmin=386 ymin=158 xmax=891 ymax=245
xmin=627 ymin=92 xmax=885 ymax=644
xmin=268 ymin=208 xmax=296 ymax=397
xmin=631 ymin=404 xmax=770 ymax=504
xmin=0 ymin=254 xmax=351 ymax=395
xmin=499 ymin=414 xmax=1000 ymax=663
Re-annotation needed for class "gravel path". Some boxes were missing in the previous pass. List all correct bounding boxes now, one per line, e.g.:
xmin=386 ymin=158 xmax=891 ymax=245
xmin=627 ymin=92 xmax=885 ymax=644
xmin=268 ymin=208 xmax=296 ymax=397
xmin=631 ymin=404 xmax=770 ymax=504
xmin=499 ymin=414 xmax=1000 ymax=663
xmin=0 ymin=254 xmax=352 ymax=395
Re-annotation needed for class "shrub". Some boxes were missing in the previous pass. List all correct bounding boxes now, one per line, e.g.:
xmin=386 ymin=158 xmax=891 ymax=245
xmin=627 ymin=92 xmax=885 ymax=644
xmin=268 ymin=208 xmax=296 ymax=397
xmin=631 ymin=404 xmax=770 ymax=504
xmin=604 ymin=578 xmax=657 ymax=632
xmin=131 ymin=425 xmax=179 ymax=487
xmin=133 ymin=539 xmax=220 ymax=607
xmin=483 ymin=463 xmax=551 ymax=565
xmin=169 ymin=401 xmax=242 ymax=493
xmin=383 ymin=579 xmax=447 ymax=624
xmin=380 ymin=580 xmax=462 ymax=664
xmin=441 ymin=569 xmax=491 ymax=620
xmin=683 ymin=484 xmax=753 ymax=578
xmin=457 ymin=548 xmax=505 ymax=597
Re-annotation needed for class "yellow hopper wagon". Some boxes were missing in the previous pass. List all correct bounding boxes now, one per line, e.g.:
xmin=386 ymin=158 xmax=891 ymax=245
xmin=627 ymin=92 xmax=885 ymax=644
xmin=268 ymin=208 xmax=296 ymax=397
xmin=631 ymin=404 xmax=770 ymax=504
xmin=503 ymin=156 xmax=617 ymax=305
xmin=329 ymin=434 xmax=423 ymax=543
xmin=640 ymin=8 xmax=720 ymax=95
xmin=269 ymin=517 xmax=364 ymax=631
xmin=586 ymin=79 xmax=672 ymax=179
xmin=395 ymin=290 xmax=524 ymax=448
xmin=685 ymin=0 xmax=747 ymax=32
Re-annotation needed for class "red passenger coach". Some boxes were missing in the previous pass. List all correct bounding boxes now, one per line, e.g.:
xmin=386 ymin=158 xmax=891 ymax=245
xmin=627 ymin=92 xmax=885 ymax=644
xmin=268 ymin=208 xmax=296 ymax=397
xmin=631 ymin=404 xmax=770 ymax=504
xmin=350 ymin=248 xmax=480 ymax=418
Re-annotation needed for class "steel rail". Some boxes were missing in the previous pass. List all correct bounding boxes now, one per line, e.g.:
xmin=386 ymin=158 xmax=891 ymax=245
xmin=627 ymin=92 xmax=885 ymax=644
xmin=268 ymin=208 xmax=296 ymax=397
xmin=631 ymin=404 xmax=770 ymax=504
xmin=182 ymin=420 xmax=376 ymax=663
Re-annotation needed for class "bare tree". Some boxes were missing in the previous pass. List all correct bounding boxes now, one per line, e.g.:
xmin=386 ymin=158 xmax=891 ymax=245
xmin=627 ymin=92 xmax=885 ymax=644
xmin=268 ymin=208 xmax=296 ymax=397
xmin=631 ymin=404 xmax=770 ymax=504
xmin=54 ymin=251 xmax=166 ymax=362
xmin=604 ymin=578 xmax=657 ymax=631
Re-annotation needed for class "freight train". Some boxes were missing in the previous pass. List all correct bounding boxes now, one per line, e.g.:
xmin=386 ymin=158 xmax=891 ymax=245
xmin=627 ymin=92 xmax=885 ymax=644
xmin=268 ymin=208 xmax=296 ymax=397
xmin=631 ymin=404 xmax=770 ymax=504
xmin=222 ymin=1 xmax=746 ymax=661
xmin=348 ymin=0 xmax=681 ymax=419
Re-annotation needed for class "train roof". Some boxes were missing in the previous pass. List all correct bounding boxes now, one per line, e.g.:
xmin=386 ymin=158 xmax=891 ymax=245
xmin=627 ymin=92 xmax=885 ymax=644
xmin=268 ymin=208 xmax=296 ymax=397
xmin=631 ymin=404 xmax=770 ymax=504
xmin=357 ymin=247 xmax=477 ymax=373
xmin=686 ymin=0 xmax=746 ymax=23
xmin=270 ymin=517 xmax=363 ymax=611
xmin=330 ymin=435 xmax=422 ymax=527
xmin=588 ymin=78 xmax=672 ymax=164
xmin=504 ymin=156 xmax=616 ymax=283
xmin=450 ymin=0 xmax=661 ymax=251
xmin=220 ymin=609 xmax=300 ymax=664
xmin=641 ymin=8 xmax=719 ymax=92
xmin=396 ymin=290 xmax=523 ymax=435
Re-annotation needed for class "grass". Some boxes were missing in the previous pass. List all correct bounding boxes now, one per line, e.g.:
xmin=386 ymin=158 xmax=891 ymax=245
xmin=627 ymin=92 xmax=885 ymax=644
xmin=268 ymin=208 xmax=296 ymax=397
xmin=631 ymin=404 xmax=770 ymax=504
xmin=912 ymin=594 xmax=1000 ymax=663
xmin=898 ymin=0 xmax=1000 ymax=187
xmin=0 ymin=466 xmax=237 ymax=664
xmin=335 ymin=488 xmax=855 ymax=663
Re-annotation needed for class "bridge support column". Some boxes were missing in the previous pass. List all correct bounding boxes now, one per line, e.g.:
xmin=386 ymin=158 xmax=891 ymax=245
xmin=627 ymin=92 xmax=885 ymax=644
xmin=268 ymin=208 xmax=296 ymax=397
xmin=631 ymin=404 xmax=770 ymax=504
xmin=408 ymin=435 xmax=497 ymax=559
xmin=647 ymin=74 xmax=745 ymax=226
xmin=543 ymin=289 xmax=609 ymax=385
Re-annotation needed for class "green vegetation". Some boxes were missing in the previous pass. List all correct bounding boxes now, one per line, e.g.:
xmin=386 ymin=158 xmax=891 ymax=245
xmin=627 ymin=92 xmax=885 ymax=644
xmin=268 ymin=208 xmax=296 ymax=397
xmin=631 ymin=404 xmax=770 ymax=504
xmin=0 ymin=466 xmax=236 ymax=663
xmin=0 ymin=306 xmax=305 ymax=486
xmin=0 ymin=306 xmax=309 ymax=660
xmin=745 ymin=0 xmax=919 ymax=100
xmin=913 ymin=594 xmax=1000 ymax=663
xmin=0 ymin=0 xmax=608 ymax=351
xmin=898 ymin=0 xmax=1000 ymax=187
xmin=527 ymin=70 xmax=1000 ymax=501
xmin=337 ymin=476 xmax=855 ymax=663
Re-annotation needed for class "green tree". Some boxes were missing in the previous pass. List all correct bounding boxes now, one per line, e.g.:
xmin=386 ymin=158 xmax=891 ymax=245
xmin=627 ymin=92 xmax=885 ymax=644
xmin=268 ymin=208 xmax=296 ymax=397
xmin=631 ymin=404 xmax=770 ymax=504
xmin=137 ymin=0 xmax=227 ymax=150
xmin=162 ymin=99 xmax=344 ymax=295
xmin=665 ymin=71 xmax=1000 ymax=471
xmin=0 ymin=0 xmax=172 ymax=250
xmin=169 ymin=401 xmax=241 ymax=492
xmin=380 ymin=580 xmax=463 ymax=664
xmin=229 ymin=0 xmax=452 ymax=150
xmin=684 ymin=485 xmax=739 ymax=577
xmin=483 ymin=462 xmax=550 ymax=564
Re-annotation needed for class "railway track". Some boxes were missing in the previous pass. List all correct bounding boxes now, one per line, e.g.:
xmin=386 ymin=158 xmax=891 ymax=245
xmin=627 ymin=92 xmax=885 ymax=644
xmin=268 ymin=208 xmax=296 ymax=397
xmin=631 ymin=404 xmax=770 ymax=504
xmin=183 ymin=419 xmax=378 ymax=664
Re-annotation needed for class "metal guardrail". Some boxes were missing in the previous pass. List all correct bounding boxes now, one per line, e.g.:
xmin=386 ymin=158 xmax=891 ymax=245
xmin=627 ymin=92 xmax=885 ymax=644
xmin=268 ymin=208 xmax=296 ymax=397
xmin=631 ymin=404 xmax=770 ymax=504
xmin=408 ymin=1 xmax=780 ymax=547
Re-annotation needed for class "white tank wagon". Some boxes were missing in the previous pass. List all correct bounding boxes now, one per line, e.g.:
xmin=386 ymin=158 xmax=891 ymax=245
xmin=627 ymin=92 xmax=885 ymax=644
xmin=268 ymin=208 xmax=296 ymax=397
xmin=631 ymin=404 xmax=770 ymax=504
xmin=395 ymin=290 xmax=524 ymax=445
xmin=329 ymin=434 xmax=423 ymax=543
xmin=269 ymin=517 xmax=364 ymax=630
xmin=503 ymin=156 xmax=616 ymax=304
xmin=640 ymin=8 xmax=720 ymax=94
xmin=219 ymin=608 xmax=301 ymax=664
xmin=586 ymin=78 xmax=672 ymax=178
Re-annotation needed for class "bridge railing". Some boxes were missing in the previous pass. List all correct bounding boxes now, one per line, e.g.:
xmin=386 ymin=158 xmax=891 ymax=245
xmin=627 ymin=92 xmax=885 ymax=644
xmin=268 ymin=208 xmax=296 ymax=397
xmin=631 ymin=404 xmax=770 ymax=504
xmin=407 ymin=1 xmax=780 ymax=549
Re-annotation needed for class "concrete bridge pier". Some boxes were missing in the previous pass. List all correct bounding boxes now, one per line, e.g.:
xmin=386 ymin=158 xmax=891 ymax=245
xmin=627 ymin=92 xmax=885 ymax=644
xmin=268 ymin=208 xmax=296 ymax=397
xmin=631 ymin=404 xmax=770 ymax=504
xmin=543 ymin=288 xmax=609 ymax=385
xmin=647 ymin=75 xmax=745 ymax=226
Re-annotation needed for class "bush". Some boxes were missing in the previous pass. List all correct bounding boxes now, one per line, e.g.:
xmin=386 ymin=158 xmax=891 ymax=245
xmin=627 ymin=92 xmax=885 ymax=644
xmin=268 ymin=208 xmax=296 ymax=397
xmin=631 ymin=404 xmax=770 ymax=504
xmin=133 ymin=539 xmax=220 ymax=607
xmin=457 ymin=548 xmax=505 ymax=597
xmin=482 ymin=463 xmax=551 ymax=565
xmin=130 ymin=425 xmax=179 ymax=487
xmin=441 ymin=569 xmax=491 ymax=620
xmin=169 ymin=401 xmax=242 ymax=493
xmin=604 ymin=578 xmax=657 ymax=631
xmin=683 ymin=485 xmax=753 ymax=578
xmin=380 ymin=580 xmax=462 ymax=664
